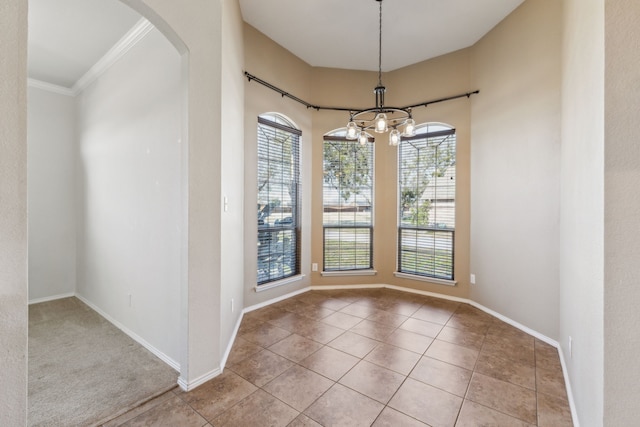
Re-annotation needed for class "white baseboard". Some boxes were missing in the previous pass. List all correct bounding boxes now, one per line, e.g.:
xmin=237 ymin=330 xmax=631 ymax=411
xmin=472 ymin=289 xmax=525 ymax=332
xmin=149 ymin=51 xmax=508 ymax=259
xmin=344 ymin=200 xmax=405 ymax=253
xmin=178 ymin=367 xmax=221 ymax=392
xmin=28 ymin=292 xmax=76 ymax=305
xmin=220 ymin=311 xmax=245 ymax=370
xmin=74 ymin=294 xmax=180 ymax=373
xmin=244 ymin=286 xmax=311 ymax=313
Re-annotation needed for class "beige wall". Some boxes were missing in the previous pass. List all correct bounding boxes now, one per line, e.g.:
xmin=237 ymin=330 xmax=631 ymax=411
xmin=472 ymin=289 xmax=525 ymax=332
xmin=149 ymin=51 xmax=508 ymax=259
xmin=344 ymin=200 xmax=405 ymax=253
xmin=243 ymin=24 xmax=314 ymax=307
xmin=244 ymin=29 xmax=474 ymax=304
xmin=604 ymin=0 xmax=640 ymax=423
xmin=561 ymin=0 xmax=604 ymax=424
xmin=0 ymin=1 xmax=28 ymax=424
xmin=469 ymin=0 xmax=562 ymax=339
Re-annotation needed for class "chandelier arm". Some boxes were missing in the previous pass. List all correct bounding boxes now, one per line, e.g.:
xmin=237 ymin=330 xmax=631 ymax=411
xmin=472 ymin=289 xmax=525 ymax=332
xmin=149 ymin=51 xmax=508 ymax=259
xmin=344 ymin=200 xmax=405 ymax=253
xmin=244 ymin=71 xmax=479 ymax=114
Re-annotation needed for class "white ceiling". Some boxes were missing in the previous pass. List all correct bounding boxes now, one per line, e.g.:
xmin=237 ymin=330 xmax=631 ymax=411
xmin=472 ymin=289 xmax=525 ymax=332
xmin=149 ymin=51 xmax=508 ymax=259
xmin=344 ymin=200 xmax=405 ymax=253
xmin=28 ymin=0 xmax=525 ymax=88
xmin=240 ymin=0 xmax=525 ymax=72
xmin=28 ymin=0 xmax=141 ymax=88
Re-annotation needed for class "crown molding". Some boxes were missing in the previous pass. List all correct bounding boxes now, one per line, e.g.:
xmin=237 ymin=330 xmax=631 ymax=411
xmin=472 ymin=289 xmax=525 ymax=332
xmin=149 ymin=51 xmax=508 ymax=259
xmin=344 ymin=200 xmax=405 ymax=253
xmin=27 ymin=78 xmax=75 ymax=97
xmin=72 ymin=18 xmax=154 ymax=95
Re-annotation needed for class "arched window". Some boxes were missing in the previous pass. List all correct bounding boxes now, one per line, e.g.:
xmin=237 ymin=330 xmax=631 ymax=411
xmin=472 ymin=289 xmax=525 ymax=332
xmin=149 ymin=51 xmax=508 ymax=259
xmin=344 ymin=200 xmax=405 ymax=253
xmin=397 ymin=123 xmax=456 ymax=280
xmin=256 ymin=113 xmax=301 ymax=285
xmin=322 ymin=129 xmax=374 ymax=272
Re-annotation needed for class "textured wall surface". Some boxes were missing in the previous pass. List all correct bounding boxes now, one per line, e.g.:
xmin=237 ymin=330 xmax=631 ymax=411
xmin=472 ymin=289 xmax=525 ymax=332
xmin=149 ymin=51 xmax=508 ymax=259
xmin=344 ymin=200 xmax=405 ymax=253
xmin=0 ymin=1 xmax=28 ymax=425
xmin=560 ymin=0 xmax=604 ymax=425
xmin=470 ymin=0 xmax=562 ymax=339
xmin=604 ymin=0 xmax=640 ymax=424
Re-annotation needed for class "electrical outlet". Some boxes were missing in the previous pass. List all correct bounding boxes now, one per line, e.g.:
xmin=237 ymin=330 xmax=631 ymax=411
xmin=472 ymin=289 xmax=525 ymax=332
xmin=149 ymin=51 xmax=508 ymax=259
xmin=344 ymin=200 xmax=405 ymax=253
xmin=312 ymin=263 xmax=318 ymax=272
xmin=569 ymin=336 xmax=573 ymax=358
xmin=470 ymin=274 xmax=476 ymax=285
xmin=231 ymin=298 xmax=234 ymax=313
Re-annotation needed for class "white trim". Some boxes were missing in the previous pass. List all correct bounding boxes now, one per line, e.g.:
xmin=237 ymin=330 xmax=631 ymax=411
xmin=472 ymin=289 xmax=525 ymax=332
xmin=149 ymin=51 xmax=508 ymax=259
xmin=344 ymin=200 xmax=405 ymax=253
xmin=394 ymin=272 xmax=457 ymax=287
xmin=245 ymin=286 xmax=310 ymax=313
xmin=177 ymin=367 xmax=221 ymax=392
xmin=321 ymin=269 xmax=377 ymax=277
xmin=220 ymin=311 xmax=244 ymax=370
xmin=28 ymin=292 xmax=76 ymax=305
xmin=557 ymin=346 xmax=580 ymax=427
xmin=27 ymin=79 xmax=75 ymax=96
xmin=254 ymin=274 xmax=305 ymax=293
xmin=72 ymin=18 xmax=154 ymax=95
xmin=75 ymin=294 xmax=180 ymax=373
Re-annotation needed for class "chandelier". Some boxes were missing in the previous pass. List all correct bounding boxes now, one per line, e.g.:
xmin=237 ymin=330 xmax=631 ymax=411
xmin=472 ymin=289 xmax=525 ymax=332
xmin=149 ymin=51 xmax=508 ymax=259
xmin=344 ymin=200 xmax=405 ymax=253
xmin=345 ymin=0 xmax=415 ymax=147
xmin=243 ymin=1 xmax=479 ymax=146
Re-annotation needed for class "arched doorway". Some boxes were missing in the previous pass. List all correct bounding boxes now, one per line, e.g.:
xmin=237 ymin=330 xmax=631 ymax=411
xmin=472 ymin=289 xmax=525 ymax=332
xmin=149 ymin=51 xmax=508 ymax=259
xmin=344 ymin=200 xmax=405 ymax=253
xmin=26 ymin=0 xmax=189 ymax=424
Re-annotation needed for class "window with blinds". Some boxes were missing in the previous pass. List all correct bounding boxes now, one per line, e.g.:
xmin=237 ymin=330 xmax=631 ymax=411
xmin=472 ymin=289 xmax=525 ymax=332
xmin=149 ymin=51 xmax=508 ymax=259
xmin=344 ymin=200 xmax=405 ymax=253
xmin=398 ymin=124 xmax=456 ymax=280
xmin=257 ymin=114 xmax=301 ymax=285
xmin=323 ymin=133 xmax=374 ymax=271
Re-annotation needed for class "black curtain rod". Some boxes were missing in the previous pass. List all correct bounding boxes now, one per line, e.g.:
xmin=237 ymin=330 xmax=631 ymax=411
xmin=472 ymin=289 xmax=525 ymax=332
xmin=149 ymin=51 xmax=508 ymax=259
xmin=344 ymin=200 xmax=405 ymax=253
xmin=244 ymin=71 xmax=479 ymax=113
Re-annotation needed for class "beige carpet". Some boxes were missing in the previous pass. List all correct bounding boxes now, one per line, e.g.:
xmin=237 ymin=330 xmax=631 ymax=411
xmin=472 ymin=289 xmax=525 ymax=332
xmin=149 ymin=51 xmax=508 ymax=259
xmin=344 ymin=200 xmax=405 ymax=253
xmin=28 ymin=297 xmax=178 ymax=427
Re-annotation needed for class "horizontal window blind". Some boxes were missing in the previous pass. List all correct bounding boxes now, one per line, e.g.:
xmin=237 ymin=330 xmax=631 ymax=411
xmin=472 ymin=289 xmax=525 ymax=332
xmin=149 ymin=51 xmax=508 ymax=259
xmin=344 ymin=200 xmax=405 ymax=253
xmin=257 ymin=115 xmax=301 ymax=285
xmin=398 ymin=127 xmax=455 ymax=280
xmin=323 ymin=136 xmax=374 ymax=271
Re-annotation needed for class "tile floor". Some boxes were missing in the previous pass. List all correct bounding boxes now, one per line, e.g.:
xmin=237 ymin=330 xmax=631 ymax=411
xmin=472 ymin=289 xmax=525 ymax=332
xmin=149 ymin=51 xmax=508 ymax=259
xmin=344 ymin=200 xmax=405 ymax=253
xmin=102 ymin=288 xmax=573 ymax=426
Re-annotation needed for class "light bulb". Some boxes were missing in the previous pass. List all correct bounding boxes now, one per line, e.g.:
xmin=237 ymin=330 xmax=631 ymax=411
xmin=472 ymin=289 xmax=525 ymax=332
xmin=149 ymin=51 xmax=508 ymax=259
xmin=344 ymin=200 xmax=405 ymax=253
xmin=358 ymin=132 xmax=368 ymax=146
xmin=374 ymin=113 xmax=388 ymax=133
xmin=403 ymin=118 xmax=416 ymax=137
xmin=346 ymin=121 xmax=358 ymax=140
xmin=389 ymin=129 xmax=401 ymax=146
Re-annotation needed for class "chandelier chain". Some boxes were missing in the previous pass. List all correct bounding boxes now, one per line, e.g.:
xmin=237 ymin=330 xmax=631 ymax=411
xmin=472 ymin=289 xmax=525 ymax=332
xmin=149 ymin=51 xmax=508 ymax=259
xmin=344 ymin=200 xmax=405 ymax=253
xmin=378 ymin=0 xmax=383 ymax=87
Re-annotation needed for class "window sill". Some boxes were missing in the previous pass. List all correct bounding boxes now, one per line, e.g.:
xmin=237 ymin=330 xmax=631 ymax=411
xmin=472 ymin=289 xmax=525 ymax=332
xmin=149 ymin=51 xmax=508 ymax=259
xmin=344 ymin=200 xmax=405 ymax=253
xmin=321 ymin=269 xmax=377 ymax=277
xmin=393 ymin=272 xmax=457 ymax=287
xmin=255 ymin=274 xmax=305 ymax=293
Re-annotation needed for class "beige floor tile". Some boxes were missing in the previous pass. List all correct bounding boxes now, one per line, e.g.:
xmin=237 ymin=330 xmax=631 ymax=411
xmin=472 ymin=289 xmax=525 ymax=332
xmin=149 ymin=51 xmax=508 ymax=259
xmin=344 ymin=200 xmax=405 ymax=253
xmin=466 ymin=372 xmax=537 ymax=424
xmin=299 ymin=345 xmax=360 ymax=381
xmin=384 ymin=300 xmax=423 ymax=316
xmin=304 ymin=383 xmax=384 ymax=427
xmin=181 ymin=371 xmax=257 ymax=422
xmin=288 ymin=413 xmax=323 ymax=427
xmin=474 ymin=352 xmax=536 ymax=390
xmin=339 ymin=360 xmax=405 ymax=404
xmin=295 ymin=321 xmax=345 ymax=344
xmin=411 ymin=305 xmax=455 ymax=325
xmin=225 ymin=337 xmax=263 ymax=367
xmin=371 ymin=407 xmax=428 ymax=426
xmin=480 ymin=336 xmax=535 ymax=367
xmin=535 ymin=339 xmax=563 ymax=371
xmin=425 ymin=339 xmax=479 ymax=370
xmin=399 ymin=317 xmax=444 ymax=338
xmin=364 ymin=343 xmax=421 ymax=375
xmin=316 ymin=297 xmax=352 ymax=311
xmin=287 ymin=303 xmax=335 ymax=320
xmin=268 ymin=334 xmax=323 ymax=362
xmin=350 ymin=319 xmax=397 ymax=341
xmin=339 ymin=303 xmax=378 ymax=318
xmin=445 ymin=313 xmax=492 ymax=334
xmin=263 ymin=365 xmax=333 ymax=411
xmin=239 ymin=322 xmax=291 ymax=347
xmin=321 ymin=311 xmax=364 ymax=329
xmin=436 ymin=325 xmax=485 ymax=351
xmin=388 ymin=377 xmax=462 ymax=427
xmin=328 ymin=331 xmax=379 ymax=358
xmin=536 ymin=365 xmax=568 ymax=399
xmin=229 ymin=349 xmax=294 ymax=387
xmin=409 ymin=356 xmax=472 ymax=397
xmin=537 ymin=392 xmax=574 ymax=426
xmin=366 ymin=310 xmax=408 ymax=328
xmin=456 ymin=400 xmax=535 ymax=426
xmin=384 ymin=329 xmax=434 ymax=354
xmin=211 ymin=389 xmax=298 ymax=427
xmin=268 ymin=312 xmax=317 ymax=333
